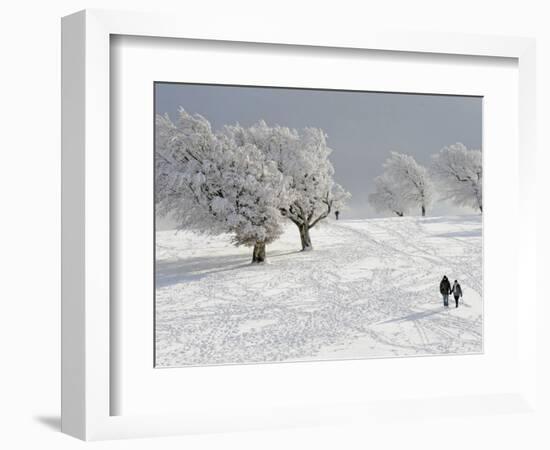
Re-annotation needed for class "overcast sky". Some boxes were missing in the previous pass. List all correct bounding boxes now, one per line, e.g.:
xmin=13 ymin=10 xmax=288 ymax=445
xmin=155 ymin=82 xmax=482 ymax=219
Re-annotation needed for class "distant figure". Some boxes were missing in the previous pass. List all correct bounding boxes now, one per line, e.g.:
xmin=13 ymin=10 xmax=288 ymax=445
xmin=439 ymin=275 xmax=451 ymax=307
xmin=335 ymin=210 xmax=340 ymax=220
xmin=451 ymin=280 xmax=463 ymax=308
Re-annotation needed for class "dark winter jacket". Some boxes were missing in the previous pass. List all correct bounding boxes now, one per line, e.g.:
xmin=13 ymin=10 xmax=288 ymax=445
xmin=451 ymin=282 xmax=463 ymax=298
xmin=439 ymin=277 xmax=451 ymax=295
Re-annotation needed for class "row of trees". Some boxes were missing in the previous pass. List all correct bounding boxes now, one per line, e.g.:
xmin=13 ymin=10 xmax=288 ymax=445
xmin=368 ymin=144 xmax=482 ymax=217
xmin=156 ymin=109 xmax=350 ymax=263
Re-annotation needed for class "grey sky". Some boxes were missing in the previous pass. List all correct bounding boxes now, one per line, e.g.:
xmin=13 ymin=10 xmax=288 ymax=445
xmin=155 ymin=83 xmax=482 ymax=219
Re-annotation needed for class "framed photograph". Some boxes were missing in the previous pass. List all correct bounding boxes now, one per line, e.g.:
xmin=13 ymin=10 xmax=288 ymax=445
xmin=153 ymin=82 xmax=483 ymax=368
xmin=61 ymin=9 xmax=537 ymax=440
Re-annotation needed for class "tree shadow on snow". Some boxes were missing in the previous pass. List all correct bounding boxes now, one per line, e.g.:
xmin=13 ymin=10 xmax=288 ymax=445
xmin=380 ymin=308 xmax=444 ymax=324
xmin=155 ymin=247 xmax=307 ymax=288
xmin=269 ymin=249 xmax=303 ymax=259
xmin=431 ymin=228 xmax=481 ymax=239
xmin=421 ymin=216 xmax=481 ymax=226
xmin=155 ymin=254 xmax=252 ymax=288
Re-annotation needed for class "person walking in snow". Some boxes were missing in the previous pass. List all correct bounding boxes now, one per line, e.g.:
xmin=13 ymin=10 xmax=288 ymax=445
xmin=335 ymin=210 xmax=340 ymax=220
xmin=451 ymin=280 xmax=463 ymax=308
xmin=439 ymin=275 xmax=451 ymax=307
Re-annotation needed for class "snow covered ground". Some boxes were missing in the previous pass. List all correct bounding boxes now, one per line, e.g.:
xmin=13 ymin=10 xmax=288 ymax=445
xmin=155 ymin=215 xmax=482 ymax=367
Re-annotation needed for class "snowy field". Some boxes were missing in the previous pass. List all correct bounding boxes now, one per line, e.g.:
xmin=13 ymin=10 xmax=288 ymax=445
xmin=155 ymin=215 xmax=482 ymax=367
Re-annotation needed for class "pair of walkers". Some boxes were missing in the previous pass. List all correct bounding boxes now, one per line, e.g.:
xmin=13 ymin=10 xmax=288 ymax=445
xmin=439 ymin=275 xmax=462 ymax=308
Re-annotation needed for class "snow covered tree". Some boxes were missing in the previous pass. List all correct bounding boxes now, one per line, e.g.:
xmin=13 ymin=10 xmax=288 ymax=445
xmin=369 ymin=152 xmax=433 ymax=217
xmin=368 ymin=173 xmax=409 ymax=217
xmin=431 ymin=143 xmax=482 ymax=212
xmin=155 ymin=109 xmax=289 ymax=263
xmin=226 ymin=121 xmax=350 ymax=251
xmin=383 ymin=152 xmax=433 ymax=217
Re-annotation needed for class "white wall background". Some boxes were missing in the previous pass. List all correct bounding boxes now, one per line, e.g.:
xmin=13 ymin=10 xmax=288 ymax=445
xmin=0 ymin=1 xmax=547 ymax=449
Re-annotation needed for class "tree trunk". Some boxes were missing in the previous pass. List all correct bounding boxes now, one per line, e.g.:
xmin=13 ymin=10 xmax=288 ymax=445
xmin=421 ymin=205 xmax=426 ymax=217
xmin=252 ymin=242 xmax=266 ymax=263
xmin=299 ymin=224 xmax=313 ymax=251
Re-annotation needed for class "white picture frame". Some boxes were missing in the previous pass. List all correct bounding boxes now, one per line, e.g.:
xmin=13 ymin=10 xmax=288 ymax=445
xmin=61 ymin=9 xmax=537 ymax=441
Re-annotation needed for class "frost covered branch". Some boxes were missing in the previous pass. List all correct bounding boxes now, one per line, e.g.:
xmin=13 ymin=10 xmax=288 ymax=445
xmin=369 ymin=152 xmax=433 ymax=217
xmin=431 ymin=143 xmax=482 ymax=212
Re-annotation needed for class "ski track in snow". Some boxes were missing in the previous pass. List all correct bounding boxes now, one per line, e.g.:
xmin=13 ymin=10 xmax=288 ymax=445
xmin=155 ymin=216 xmax=482 ymax=367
